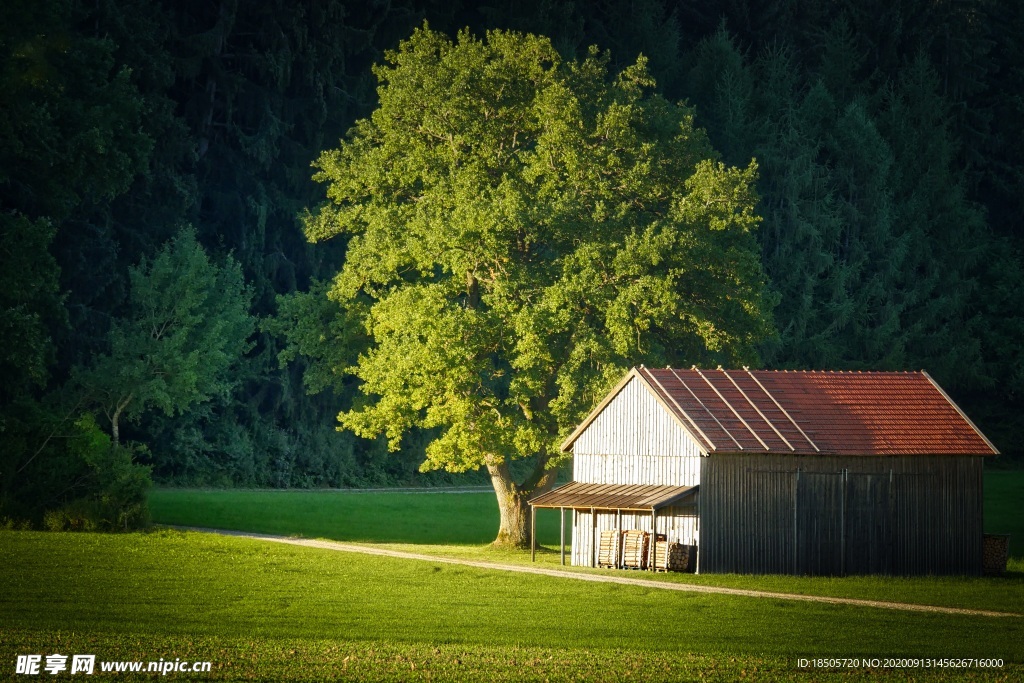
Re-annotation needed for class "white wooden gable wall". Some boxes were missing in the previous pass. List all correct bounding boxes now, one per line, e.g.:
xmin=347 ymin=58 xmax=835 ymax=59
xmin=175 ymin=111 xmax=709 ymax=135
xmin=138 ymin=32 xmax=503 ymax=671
xmin=572 ymin=375 xmax=704 ymax=487
xmin=567 ymin=375 xmax=704 ymax=567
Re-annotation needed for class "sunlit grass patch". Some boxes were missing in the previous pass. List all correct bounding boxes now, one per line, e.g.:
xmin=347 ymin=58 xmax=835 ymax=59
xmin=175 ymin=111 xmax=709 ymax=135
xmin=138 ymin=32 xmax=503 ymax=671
xmin=2 ymin=530 xmax=1022 ymax=669
xmin=149 ymin=488 xmax=561 ymax=545
xmin=6 ymin=628 xmax=1013 ymax=682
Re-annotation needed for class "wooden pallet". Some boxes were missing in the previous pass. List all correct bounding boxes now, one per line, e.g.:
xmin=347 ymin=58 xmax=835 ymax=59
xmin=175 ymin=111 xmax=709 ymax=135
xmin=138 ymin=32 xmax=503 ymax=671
xmin=653 ymin=541 xmax=694 ymax=572
xmin=621 ymin=530 xmax=649 ymax=569
xmin=597 ymin=530 xmax=620 ymax=568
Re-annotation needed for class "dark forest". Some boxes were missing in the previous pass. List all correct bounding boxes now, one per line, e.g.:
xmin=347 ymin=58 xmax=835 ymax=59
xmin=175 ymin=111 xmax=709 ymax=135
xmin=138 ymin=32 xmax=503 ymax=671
xmin=2 ymin=0 xmax=1021 ymax=529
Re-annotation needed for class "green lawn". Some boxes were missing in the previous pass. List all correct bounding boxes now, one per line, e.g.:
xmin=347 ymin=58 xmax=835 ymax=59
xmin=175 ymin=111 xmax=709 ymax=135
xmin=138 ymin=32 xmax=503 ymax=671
xmin=1 ymin=530 xmax=1021 ymax=681
xmin=149 ymin=488 xmax=563 ymax=545
xmin=1 ymin=472 xmax=1017 ymax=681
xmin=147 ymin=471 xmax=1024 ymax=615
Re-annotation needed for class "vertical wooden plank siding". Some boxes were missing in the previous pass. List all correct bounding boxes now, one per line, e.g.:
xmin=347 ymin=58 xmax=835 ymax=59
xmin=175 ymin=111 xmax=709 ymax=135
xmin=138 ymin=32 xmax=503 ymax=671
xmin=560 ymin=507 xmax=565 ymax=565
xmin=573 ymin=377 xmax=704 ymax=487
xmin=700 ymin=454 xmax=984 ymax=575
xmin=568 ymin=377 xmax=706 ymax=566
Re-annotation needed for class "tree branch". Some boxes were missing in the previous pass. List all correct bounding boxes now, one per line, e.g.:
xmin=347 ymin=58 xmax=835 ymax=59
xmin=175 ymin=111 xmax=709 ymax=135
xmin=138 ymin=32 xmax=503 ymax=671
xmin=519 ymin=452 xmax=557 ymax=495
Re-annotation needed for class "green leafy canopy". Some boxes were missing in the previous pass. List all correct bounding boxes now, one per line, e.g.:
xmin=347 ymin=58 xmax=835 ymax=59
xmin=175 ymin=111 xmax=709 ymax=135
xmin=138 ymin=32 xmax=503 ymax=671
xmin=307 ymin=26 xmax=775 ymax=475
xmin=76 ymin=228 xmax=255 ymax=445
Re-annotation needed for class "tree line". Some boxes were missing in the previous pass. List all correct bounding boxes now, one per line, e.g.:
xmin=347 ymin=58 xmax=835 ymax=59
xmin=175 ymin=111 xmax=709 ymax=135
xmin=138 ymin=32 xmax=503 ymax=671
xmin=1 ymin=0 xmax=1020 ymax=530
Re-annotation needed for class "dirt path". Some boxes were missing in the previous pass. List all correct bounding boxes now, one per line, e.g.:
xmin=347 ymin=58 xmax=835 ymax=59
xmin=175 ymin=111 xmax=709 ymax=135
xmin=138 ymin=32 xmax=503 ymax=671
xmin=175 ymin=526 xmax=1019 ymax=619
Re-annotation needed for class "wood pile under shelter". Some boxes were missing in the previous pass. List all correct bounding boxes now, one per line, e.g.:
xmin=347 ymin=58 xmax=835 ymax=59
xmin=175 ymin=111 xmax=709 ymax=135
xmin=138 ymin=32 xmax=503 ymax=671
xmin=654 ymin=541 xmax=694 ymax=572
xmin=529 ymin=481 xmax=698 ymax=570
xmin=983 ymin=534 xmax=1010 ymax=575
xmin=597 ymin=530 xmax=619 ymax=568
xmin=530 ymin=366 xmax=1000 ymax=576
xmin=621 ymin=530 xmax=650 ymax=569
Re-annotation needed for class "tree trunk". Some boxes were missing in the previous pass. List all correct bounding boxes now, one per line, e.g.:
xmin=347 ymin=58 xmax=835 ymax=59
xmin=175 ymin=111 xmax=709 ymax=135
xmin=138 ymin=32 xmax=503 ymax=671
xmin=487 ymin=457 xmax=559 ymax=549
xmin=110 ymin=393 xmax=133 ymax=450
xmin=111 ymin=410 xmax=121 ymax=450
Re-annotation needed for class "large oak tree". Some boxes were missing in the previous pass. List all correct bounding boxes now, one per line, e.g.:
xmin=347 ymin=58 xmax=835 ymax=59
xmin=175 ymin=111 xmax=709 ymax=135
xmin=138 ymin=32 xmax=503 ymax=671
xmin=306 ymin=26 xmax=774 ymax=547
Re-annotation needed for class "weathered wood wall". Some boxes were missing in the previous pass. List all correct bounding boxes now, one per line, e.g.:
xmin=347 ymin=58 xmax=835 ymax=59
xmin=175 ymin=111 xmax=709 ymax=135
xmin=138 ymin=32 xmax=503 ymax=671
xmin=699 ymin=454 xmax=984 ymax=575
xmin=573 ymin=377 xmax=703 ymax=486
xmin=569 ymin=376 xmax=705 ymax=567
xmin=571 ymin=506 xmax=699 ymax=567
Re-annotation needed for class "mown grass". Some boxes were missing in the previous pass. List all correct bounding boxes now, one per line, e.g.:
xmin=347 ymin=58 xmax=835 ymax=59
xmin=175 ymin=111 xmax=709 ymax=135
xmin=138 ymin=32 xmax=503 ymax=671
xmin=3 ymin=631 xmax=1014 ymax=683
xmin=1 ymin=530 xmax=1021 ymax=681
xmin=148 ymin=471 xmax=1024 ymax=615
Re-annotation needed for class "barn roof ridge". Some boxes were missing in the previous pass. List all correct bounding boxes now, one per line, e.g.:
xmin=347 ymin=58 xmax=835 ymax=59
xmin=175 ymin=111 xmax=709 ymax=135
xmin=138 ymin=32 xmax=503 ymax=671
xmin=674 ymin=366 xmax=927 ymax=375
xmin=560 ymin=366 xmax=998 ymax=457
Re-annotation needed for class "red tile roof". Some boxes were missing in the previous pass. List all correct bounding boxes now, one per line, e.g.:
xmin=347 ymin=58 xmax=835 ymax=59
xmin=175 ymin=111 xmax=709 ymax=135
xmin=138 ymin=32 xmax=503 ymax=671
xmin=562 ymin=367 xmax=998 ymax=456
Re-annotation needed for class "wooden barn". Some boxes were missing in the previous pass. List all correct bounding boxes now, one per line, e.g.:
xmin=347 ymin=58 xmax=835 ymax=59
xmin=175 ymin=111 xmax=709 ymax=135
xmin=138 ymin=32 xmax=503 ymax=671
xmin=530 ymin=367 xmax=999 ymax=575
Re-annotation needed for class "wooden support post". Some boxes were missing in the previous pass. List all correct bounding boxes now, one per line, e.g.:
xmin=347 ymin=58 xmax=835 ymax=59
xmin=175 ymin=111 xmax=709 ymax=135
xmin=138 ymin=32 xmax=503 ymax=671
xmin=616 ymin=508 xmax=623 ymax=569
xmin=531 ymin=505 xmax=536 ymax=562
xmin=560 ymin=507 xmax=565 ymax=566
xmin=591 ymin=507 xmax=597 ymax=568
xmin=572 ymin=509 xmax=578 ymax=565
xmin=649 ymin=508 xmax=657 ymax=572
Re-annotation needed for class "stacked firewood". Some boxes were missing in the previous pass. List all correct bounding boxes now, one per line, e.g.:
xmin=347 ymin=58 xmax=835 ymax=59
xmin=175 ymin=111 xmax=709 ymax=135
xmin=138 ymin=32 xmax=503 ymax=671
xmin=597 ymin=530 xmax=620 ymax=568
xmin=653 ymin=541 xmax=693 ymax=572
xmin=983 ymin=534 xmax=1010 ymax=575
xmin=621 ymin=530 xmax=649 ymax=569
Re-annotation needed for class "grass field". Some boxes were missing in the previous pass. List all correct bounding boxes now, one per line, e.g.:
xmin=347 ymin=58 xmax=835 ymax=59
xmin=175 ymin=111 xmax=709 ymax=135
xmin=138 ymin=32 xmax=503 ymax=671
xmin=2 ymin=471 xmax=1020 ymax=681
xmin=149 ymin=487 xmax=561 ymax=546
xmin=1 ymin=530 xmax=1021 ymax=681
xmin=149 ymin=471 xmax=1024 ymax=553
xmin=147 ymin=471 xmax=1024 ymax=615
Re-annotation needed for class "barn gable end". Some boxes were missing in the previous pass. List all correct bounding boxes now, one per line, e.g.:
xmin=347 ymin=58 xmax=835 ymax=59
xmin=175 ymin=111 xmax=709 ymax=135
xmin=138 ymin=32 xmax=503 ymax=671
xmin=571 ymin=373 xmax=704 ymax=487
